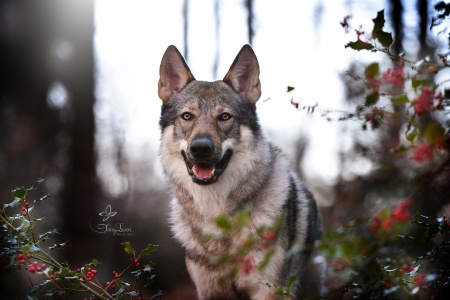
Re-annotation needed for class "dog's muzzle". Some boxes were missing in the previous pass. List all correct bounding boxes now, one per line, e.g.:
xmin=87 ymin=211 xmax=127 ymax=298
xmin=181 ymin=136 xmax=232 ymax=185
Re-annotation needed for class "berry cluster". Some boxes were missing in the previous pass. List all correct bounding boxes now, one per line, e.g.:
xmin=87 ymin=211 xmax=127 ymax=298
xmin=17 ymin=253 xmax=31 ymax=265
xmin=130 ymin=257 xmax=140 ymax=267
xmin=81 ymin=267 xmax=98 ymax=282
xmin=17 ymin=253 xmax=47 ymax=273
xmin=371 ymin=200 xmax=411 ymax=234
xmin=21 ymin=202 xmax=30 ymax=217
xmin=261 ymin=230 xmax=277 ymax=249
xmin=28 ymin=261 xmax=46 ymax=273
xmin=239 ymin=256 xmax=255 ymax=275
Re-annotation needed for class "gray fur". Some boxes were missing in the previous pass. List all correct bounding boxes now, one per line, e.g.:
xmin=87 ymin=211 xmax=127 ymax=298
xmin=158 ymin=45 xmax=324 ymax=299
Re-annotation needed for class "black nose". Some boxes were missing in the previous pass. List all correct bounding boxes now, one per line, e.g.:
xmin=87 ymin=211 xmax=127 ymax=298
xmin=190 ymin=135 xmax=215 ymax=158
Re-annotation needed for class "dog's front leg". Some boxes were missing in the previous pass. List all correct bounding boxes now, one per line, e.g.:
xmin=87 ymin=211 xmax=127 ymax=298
xmin=186 ymin=257 xmax=238 ymax=299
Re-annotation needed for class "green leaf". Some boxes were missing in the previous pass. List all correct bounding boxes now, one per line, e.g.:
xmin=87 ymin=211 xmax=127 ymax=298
xmin=372 ymin=10 xmax=393 ymax=48
xmin=4 ymin=197 xmax=22 ymax=208
xmin=29 ymin=178 xmax=45 ymax=190
xmin=140 ymin=244 xmax=158 ymax=256
xmin=258 ymin=248 xmax=276 ymax=270
xmin=17 ymin=218 xmax=31 ymax=232
xmin=345 ymin=40 xmax=375 ymax=51
xmin=407 ymin=128 xmax=418 ymax=143
xmin=127 ymin=291 xmax=141 ymax=297
xmin=12 ymin=187 xmax=27 ymax=200
xmin=112 ymin=286 xmax=126 ymax=298
xmin=365 ymin=91 xmax=380 ymax=106
xmin=215 ymin=214 xmax=233 ymax=231
xmin=90 ymin=258 xmax=101 ymax=267
xmin=365 ymin=62 xmax=379 ymax=79
xmin=391 ymin=94 xmax=409 ymax=105
xmin=287 ymin=86 xmax=295 ymax=92
xmin=411 ymin=77 xmax=428 ymax=89
xmin=22 ymin=245 xmax=31 ymax=254
xmin=121 ymin=241 xmax=136 ymax=256
xmin=424 ymin=122 xmax=445 ymax=144
xmin=34 ymin=195 xmax=51 ymax=203
xmin=49 ymin=240 xmax=70 ymax=251
xmin=235 ymin=208 xmax=251 ymax=230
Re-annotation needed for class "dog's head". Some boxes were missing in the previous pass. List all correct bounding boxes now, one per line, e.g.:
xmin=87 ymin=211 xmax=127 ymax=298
xmin=157 ymin=45 xmax=262 ymax=185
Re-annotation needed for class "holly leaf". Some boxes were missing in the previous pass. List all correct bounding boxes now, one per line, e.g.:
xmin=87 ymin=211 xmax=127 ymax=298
xmin=372 ymin=10 xmax=393 ymax=48
xmin=215 ymin=214 xmax=233 ymax=231
xmin=424 ymin=122 xmax=445 ymax=144
xmin=365 ymin=91 xmax=380 ymax=106
xmin=12 ymin=187 xmax=27 ymax=200
xmin=411 ymin=77 xmax=428 ymax=90
xmin=407 ymin=128 xmax=418 ymax=143
xmin=90 ymin=258 xmax=101 ymax=267
xmin=345 ymin=40 xmax=375 ymax=51
xmin=140 ymin=244 xmax=157 ymax=256
xmin=121 ymin=241 xmax=136 ymax=256
xmin=4 ymin=197 xmax=22 ymax=208
xmin=392 ymin=94 xmax=409 ymax=105
xmin=365 ymin=62 xmax=379 ymax=79
xmin=29 ymin=178 xmax=45 ymax=190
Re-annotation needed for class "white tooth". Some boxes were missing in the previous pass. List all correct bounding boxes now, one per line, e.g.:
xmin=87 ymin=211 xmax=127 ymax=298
xmin=211 ymin=169 xmax=215 ymax=175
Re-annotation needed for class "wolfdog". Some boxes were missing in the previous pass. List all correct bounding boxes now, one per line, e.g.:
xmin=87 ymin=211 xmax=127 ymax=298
xmin=157 ymin=45 xmax=324 ymax=299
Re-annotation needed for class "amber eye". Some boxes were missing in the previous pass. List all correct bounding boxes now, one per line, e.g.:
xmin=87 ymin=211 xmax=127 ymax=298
xmin=181 ymin=112 xmax=193 ymax=121
xmin=220 ymin=113 xmax=232 ymax=121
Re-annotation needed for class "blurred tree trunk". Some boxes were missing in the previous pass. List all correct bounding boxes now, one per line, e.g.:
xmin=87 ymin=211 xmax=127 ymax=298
xmin=55 ymin=0 xmax=99 ymax=263
xmin=0 ymin=0 xmax=98 ymax=265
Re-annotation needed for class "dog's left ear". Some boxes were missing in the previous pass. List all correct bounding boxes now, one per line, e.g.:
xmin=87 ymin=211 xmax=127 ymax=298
xmin=223 ymin=44 xmax=261 ymax=104
xmin=158 ymin=45 xmax=195 ymax=103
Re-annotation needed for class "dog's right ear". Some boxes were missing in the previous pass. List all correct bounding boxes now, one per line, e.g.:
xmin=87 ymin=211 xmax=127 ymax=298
xmin=158 ymin=45 xmax=195 ymax=103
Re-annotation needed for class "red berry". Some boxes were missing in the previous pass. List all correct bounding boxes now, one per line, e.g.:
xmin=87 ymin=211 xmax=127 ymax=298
xmin=33 ymin=261 xmax=38 ymax=266
xmin=92 ymin=269 xmax=97 ymax=274
xmin=36 ymin=267 xmax=42 ymax=272
xmin=76 ymin=269 xmax=81 ymax=273
xmin=88 ymin=277 xmax=92 ymax=281
xmin=18 ymin=254 xmax=23 ymax=260
xmin=41 ymin=264 xmax=46 ymax=269
xmin=111 ymin=284 xmax=115 ymax=289
xmin=28 ymin=266 xmax=35 ymax=273
xmin=134 ymin=259 xmax=139 ymax=263
xmin=106 ymin=281 xmax=110 ymax=286
xmin=263 ymin=231 xmax=276 ymax=241
xmin=134 ymin=262 xmax=140 ymax=267
xmin=22 ymin=212 xmax=27 ymax=217
xmin=21 ymin=207 xmax=26 ymax=211
xmin=25 ymin=203 xmax=29 ymax=207
xmin=26 ymin=254 xmax=31 ymax=259
xmin=81 ymin=278 xmax=86 ymax=283
xmin=19 ymin=259 xmax=25 ymax=265
xmin=50 ymin=275 xmax=54 ymax=280
xmin=87 ymin=267 xmax=92 ymax=272
xmin=130 ymin=258 xmax=134 ymax=262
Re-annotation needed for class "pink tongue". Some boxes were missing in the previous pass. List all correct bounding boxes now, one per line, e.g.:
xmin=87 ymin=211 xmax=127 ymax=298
xmin=193 ymin=164 xmax=215 ymax=179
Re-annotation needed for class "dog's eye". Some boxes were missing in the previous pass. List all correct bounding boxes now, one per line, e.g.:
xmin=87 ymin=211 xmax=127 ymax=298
xmin=219 ymin=113 xmax=232 ymax=121
xmin=181 ymin=112 xmax=193 ymax=121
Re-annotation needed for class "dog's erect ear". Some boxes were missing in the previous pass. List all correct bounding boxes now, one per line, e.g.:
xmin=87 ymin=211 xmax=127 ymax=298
xmin=158 ymin=45 xmax=195 ymax=102
xmin=223 ymin=44 xmax=261 ymax=104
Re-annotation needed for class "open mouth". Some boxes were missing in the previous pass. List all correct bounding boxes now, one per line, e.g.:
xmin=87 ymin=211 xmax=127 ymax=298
xmin=181 ymin=150 xmax=233 ymax=185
